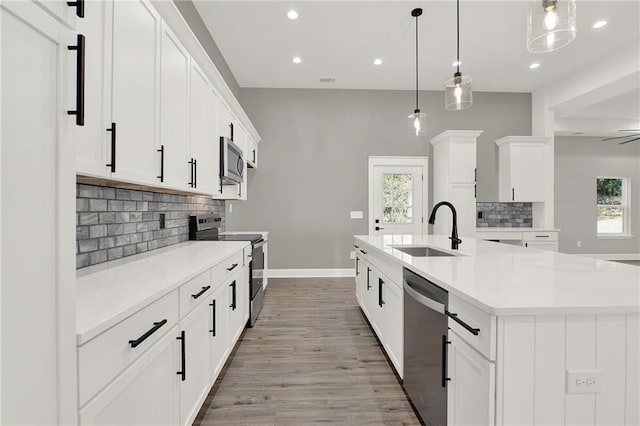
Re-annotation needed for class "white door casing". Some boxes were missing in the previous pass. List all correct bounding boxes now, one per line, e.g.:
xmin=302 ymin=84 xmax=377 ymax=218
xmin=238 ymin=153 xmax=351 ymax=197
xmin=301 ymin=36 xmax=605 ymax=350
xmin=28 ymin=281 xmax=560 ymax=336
xmin=368 ymin=157 xmax=428 ymax=235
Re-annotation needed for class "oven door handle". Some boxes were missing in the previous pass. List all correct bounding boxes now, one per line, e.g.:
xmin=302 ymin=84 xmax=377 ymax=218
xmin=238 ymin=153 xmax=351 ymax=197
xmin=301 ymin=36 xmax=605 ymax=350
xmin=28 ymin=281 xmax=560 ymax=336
xmin=404 ymin=282 xmax=445 ymax=314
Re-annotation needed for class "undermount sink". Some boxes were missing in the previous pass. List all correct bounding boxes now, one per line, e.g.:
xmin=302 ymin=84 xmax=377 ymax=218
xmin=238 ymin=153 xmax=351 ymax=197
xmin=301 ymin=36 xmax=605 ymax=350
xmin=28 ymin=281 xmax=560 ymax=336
xmin=392 ymin=246 xmax=456 ymax=257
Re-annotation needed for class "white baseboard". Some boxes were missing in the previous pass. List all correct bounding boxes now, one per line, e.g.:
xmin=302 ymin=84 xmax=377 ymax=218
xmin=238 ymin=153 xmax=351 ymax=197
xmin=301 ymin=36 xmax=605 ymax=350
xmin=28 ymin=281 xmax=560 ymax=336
xmin=581 ymin=253 xmax=640 ymax=261
xmin=267 ymin=269 xmax=355 ymax=278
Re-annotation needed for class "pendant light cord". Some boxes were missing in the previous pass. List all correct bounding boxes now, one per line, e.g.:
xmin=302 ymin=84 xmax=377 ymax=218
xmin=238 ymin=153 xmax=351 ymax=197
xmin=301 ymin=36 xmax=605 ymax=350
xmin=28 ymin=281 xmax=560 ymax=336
xmin=415 ymin=13 xmax=419 ymax=111
xmin=456 ymin=0 xmax=460 ymax=74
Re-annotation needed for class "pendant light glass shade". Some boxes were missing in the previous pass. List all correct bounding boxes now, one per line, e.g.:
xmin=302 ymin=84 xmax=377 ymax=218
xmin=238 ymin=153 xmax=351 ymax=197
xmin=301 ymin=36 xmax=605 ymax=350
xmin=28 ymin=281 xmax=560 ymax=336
xmin=527 ymin=0 xmax=577 ymax=53
xmin=445 ymin=73 xmax=473 ymax=110
xmin=408 ymin=110 xmax=428 ymax=137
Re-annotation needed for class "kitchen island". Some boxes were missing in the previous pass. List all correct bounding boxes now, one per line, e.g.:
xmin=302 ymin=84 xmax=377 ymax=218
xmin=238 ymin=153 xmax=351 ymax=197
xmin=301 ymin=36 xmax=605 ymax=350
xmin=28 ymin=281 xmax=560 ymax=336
xmin=354 ymin=234 xmax=639 ymax=426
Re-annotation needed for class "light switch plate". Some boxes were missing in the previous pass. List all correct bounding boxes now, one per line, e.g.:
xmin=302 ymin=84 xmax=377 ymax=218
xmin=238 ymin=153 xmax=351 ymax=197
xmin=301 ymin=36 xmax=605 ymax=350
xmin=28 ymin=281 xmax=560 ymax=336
xmin=350 ymin=211 xmax=363 ymax=219
xmin=566 ymin=370 xmax=601 ymax=394
xmin=350 ymin=251 xmax=356 ymax=259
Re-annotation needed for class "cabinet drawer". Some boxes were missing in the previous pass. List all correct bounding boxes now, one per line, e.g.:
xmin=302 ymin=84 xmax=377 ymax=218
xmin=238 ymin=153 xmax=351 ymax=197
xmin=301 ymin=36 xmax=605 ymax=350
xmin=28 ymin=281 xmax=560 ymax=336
xmin=78 ymin=290 xmax=179 ymax=408
xmin=448 ymin=295 xmax=496 ymax=361
xmin=211 ymin=250 xmax=244 ymax=285
xmin=179 ymin=270 xmax=212 ymax=319
xmin=522 ymin=231 xmax=558 ymax=241
xmin=353 ymin=241 xmax=370 ymax=262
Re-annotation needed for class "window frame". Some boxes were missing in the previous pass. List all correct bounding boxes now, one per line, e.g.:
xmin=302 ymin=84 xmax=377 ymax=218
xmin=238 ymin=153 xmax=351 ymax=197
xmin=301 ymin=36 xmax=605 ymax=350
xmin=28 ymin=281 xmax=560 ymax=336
xmin=596 ymin=176 xmax=631 ymax=238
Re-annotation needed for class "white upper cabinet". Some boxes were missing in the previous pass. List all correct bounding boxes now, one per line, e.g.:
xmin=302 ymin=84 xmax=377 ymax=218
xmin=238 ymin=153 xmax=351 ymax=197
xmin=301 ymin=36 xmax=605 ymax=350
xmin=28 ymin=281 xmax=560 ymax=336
xmin=160 ymin=22 xmax=191 ymax=190
xmin=496 ymin=136 xmax=551 ymax=202
xmin=189 ymin=62 xmax=217 ymax=195
xmin=110 ymin=0 xmax=161 ymax=185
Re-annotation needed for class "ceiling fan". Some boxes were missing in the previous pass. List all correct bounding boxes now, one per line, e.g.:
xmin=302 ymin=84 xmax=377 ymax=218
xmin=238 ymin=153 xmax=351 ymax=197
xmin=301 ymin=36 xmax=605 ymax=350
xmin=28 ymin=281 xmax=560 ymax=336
xmin=602 ymin=130 xmax=640 ymax=145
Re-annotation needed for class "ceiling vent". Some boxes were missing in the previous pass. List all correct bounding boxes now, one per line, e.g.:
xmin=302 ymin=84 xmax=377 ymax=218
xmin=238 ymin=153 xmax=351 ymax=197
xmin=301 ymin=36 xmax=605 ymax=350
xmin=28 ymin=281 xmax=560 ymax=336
xmin=319 ymin=77 xmax=335 ymax=83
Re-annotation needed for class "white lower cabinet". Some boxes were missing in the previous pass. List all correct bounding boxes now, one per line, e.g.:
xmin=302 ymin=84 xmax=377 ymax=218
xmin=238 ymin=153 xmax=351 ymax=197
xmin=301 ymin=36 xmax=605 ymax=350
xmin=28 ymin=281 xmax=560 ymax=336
xmin=80 ymin=326 xmax=180 ymax=425
xmin=381 ymin=279 xmax=403 ymax=377
xmin=78 ymin=249 xmax=249 ymax=425
xmin=447 ymin=331 xmax=495 ymax=426
xmin=179 ymin=299 xmax=213 ymax=426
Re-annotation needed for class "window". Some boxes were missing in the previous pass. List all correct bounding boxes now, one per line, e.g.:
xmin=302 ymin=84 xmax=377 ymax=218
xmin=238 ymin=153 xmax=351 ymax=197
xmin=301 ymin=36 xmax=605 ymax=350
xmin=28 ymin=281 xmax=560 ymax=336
xmin=596 ymin=177 xmax=629 ymax=235
xmin=382 ymin=173 xmax=413 ymax=224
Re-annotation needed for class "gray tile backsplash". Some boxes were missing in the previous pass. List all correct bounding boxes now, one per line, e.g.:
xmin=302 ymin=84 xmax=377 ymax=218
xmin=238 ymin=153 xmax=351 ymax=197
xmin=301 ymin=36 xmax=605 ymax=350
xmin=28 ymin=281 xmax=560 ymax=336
xmin=476 ymin=202 xmax=533 ymax=227
xmin=76 ymin=184 xmax=225 ymax=268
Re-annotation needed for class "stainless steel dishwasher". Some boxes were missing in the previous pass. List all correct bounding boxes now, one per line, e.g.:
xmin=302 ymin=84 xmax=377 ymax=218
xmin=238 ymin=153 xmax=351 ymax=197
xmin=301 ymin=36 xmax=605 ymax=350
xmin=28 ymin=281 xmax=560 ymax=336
xmin=403 ymin=268 xmax=449 ymax=426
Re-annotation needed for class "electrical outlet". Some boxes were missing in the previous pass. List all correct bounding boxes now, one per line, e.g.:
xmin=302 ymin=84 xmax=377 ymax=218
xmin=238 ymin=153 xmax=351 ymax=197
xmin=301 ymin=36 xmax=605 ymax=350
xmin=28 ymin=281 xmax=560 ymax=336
xmin=577 ymin=240 xmax=582 ymax=248
xmin=350 ymin=211 xmax=363 ymax=219
xmin=567 ymin=370 xmax=601 ymax=394
xmin=477 ymin=211 xmax=484 ymax=219
xmin=159 ymin=213 xmax=166 ymax=229
xmin=350 ymin=251 xmax=356 ymax=260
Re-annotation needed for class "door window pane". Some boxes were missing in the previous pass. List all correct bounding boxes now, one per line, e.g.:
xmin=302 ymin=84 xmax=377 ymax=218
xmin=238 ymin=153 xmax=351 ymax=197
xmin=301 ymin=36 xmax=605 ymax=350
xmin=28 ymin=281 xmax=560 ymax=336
xmin=382 ymin=173 xmax=413 ymax=223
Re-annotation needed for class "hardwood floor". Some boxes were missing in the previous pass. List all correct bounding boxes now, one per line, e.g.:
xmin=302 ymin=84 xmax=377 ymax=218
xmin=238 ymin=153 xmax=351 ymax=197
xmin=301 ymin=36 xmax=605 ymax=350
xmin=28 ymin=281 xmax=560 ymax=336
xmin=194 ymin=277 xmax=420 ymax=425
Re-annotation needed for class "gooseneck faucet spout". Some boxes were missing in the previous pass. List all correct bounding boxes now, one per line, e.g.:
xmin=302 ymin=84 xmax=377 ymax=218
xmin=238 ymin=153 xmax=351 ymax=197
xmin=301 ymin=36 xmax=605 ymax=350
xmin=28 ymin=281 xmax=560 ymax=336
xmin=428 ymin=201 xmax=462 ymax=250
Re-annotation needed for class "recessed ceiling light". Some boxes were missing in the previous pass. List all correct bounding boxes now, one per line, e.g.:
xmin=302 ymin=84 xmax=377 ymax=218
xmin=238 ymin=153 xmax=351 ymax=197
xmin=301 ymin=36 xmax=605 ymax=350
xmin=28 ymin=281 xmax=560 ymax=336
xmin=593 ymin=20 xmax=607 ymax=29
xmin=452 ymin=60 xmax=461 ymax=67
xmin=373 ymin=58 xmax=383 ymax=66
xmin=287 ymin=10 xmax=298 ymax=20
xmin=292 ymin=56 xmax=302 ymax=64
xmin=529 ymin=62 xmax=540 ymax=69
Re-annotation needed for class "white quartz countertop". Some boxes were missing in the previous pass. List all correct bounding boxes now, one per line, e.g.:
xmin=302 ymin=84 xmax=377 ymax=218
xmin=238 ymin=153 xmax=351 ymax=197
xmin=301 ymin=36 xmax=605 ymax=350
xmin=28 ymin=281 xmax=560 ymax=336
xmin=76 ymin=241 xmax=249 ymax=345
xmin=354 ymin=234 xmax=639 ymax=316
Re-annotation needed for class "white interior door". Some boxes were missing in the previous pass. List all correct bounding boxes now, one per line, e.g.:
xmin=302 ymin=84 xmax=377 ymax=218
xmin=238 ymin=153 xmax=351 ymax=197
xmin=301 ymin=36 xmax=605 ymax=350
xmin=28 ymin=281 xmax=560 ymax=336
xmin=369 ymin=158 xmax=427 ymax=235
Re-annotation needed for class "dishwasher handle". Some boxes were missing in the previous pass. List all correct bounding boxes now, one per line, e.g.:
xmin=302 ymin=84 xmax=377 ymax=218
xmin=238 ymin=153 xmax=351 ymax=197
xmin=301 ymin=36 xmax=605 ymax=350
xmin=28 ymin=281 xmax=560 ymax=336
xmin=404 ymin=282 xmax=445 ymax=314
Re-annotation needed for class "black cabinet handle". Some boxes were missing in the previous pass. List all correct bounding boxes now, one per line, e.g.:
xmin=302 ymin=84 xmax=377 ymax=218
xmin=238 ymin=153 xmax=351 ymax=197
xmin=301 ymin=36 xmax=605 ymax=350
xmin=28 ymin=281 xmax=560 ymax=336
xmin=157 ymin=145 xmax=164 ymax=182
xmin=67 ymin=34 xmax=85 ymax=126
xmin=359 ymin=249 xmax=367 ymax=255
xmin=176 ymin=330 xmax=186 ymax=381
xmin=193 ymin=159 xmax=197 ymax=188
xmin=366 ymin=267 xmax=371 ymax=290
xmin=66 ymin=0 xmax=84 ymax=17
xmin=355 ymin=257 xmax=359 ymax=276
xmin=191 ymin=285 xmax=210 ymax=300
xmin=474 ymin=184 xmax=477 ymax=198
xmin=229 ymin=281 xmax=237 ymax=310
xmin=252 ymin=149 xmax=256 ymax=164
xmin=227 ymin=263 xmax=238 ymax=272
xmin=446 ymin=311 xmax=480 ymax=335
xmin=535 ymin=235 xmax=550 ymax=238
xmin=378 ymin=278 xmax=385 ymax=307
xmin=188 ymin=158 xmax=195 ymax=187
xmin=128 ymin=319 xmax=167 ymax=348
xmin=106 ymin=122 xmax=116 ymax=172
xmin=354 ymin=244 xmax=359 ymax=249
xmin=512 ymin=188 xmax=515 ymax=201
xmin=442 ymin=335 xmax=451 ymax=387
xmin=230 ymin=122 xmax=234 ymax=141
xmin=525 ymin=242 xmax=528 ymax=248
xmin=209 ymin=300 xmax=216 ymax=336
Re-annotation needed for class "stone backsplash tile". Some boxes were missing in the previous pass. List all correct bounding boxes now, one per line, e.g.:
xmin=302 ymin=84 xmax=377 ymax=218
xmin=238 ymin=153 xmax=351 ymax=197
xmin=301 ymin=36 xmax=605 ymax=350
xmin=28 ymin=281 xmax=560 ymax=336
xmin=476 ymin=202 xmax=533 ymax=227
xmin=76 ymin=184 xmax=225 ymax=269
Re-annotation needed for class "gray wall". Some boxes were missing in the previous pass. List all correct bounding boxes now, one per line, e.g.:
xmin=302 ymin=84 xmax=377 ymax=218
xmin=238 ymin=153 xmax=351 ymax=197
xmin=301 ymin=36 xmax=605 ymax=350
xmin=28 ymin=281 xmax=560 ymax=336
xmin=174 ymin=0 xmax=241 ymax=98
xmin=555 ymin=136 xmax=640 ymax=254
xmin=227 ymin=88 xmax=531 ymax=269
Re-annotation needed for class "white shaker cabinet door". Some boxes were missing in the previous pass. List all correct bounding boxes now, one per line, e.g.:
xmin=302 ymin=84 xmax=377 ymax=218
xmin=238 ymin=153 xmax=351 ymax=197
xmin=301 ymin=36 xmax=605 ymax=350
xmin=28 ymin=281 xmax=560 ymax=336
xmin=381 ymin=280 xmax=403 ymax=378
xmin=209 ymin=283 xmax=231 ymax=382
xmin=79 ymin=326 xmax=180 ymax=426
xmin=179 ymin=300 xmax=213 ymax=426
xmin=160 ymin=22 xmax=191 ymax=190
xmin=1 ymin=2 xmax=77 ymax=423
xmin=109 ymin=0 xmax=161 ymax=185
xmin=447 ymin=331 xmax=495 ymax=426
xmin=510 ymin=144 xmax=545 ymax=202
xmin=228 ymin=268 xmax=249 ymax=346
xmin=73 ymin=0 xmax=111 ymax=177
xmin=189 ymin=62 xmax=216 ymax=195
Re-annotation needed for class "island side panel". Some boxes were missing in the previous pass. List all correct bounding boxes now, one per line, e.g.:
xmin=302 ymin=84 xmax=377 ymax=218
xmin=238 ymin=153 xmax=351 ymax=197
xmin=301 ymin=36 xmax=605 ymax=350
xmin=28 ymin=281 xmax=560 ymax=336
xmin=498 ymin=314 xmax=639 ymax=426
xmin=627 ymin=314 xmax=639 ymax=425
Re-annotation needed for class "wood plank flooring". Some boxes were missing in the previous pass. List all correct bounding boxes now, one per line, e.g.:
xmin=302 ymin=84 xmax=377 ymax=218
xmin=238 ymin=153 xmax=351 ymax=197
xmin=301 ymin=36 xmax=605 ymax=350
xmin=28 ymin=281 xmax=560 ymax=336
xmin=194 ymin=277 xmax=420 ymax=425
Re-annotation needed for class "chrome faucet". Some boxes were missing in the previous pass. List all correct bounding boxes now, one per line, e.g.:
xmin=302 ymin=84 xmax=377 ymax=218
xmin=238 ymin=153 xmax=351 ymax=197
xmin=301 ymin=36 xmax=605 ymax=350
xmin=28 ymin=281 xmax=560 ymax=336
xmin=428 ymin=201 xmax=462 ymax=250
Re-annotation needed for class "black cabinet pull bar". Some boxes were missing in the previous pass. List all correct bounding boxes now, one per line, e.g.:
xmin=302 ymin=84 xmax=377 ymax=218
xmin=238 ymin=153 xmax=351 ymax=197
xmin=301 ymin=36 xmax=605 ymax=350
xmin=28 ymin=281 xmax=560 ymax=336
xmin=106 ymin=122 xmax=116 ymax=172
xmin=176 ymin=330 xmax=186 ymax=381
xmin=442 ymin=335 xmax=451 ymax=387
xmin=188 ymin=158 xmax=195 ymax=187
xmin=359 ymin=249 xmax=367 ymax=255
xmin=446 ymin=311 xmax=480 ymax=335
xmin=193 ymin=158 xmax=197 ymax=188
xmin=355 ymin=257 xmax=359 ymax=276
xmin=157 ymin=145 xmax=164 ymax=182
xmin=209 ymin=300 xmax=216 ymax=336
xmin=226 ymin=263 xmax=238 ymax=272
xmin=128 ymin=319 xmax=167 ymax=348
xmin=378 ymin=278 xmax=385 ymax=307
xmin=191 ymin=285 xmax=210 ymax=299
xmin=67 ymin=34 xmax=85 ymax=126
xmin=229 ymin=281 xmax=237 ymax=310
xmin=366 ymin=267 xmax=371 ymax=290
xmin=66 ymin=0 xmax=84 ymax=17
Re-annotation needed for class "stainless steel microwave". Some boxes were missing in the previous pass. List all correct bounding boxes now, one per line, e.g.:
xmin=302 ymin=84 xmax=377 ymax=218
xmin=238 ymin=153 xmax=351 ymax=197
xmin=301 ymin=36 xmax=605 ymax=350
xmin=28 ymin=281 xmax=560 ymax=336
xmin=220 ymin=136 xmax=244 ymax=185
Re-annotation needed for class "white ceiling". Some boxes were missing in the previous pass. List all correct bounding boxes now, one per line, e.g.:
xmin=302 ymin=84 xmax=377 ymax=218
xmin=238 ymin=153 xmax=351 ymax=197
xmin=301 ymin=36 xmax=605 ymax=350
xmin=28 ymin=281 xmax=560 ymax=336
xmin=194 ymin=0 xmax=639 ymax=93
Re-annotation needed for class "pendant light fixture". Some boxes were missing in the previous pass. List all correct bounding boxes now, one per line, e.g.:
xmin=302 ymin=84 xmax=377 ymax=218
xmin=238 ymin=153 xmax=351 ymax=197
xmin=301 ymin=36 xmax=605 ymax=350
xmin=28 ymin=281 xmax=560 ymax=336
xmin=527 ymin=0 xmax=577 ymax=53
xmin=408 ymin=8 xmax=427 ymax=137
xmin=445 ymin=0 xmax=472 ymax=110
